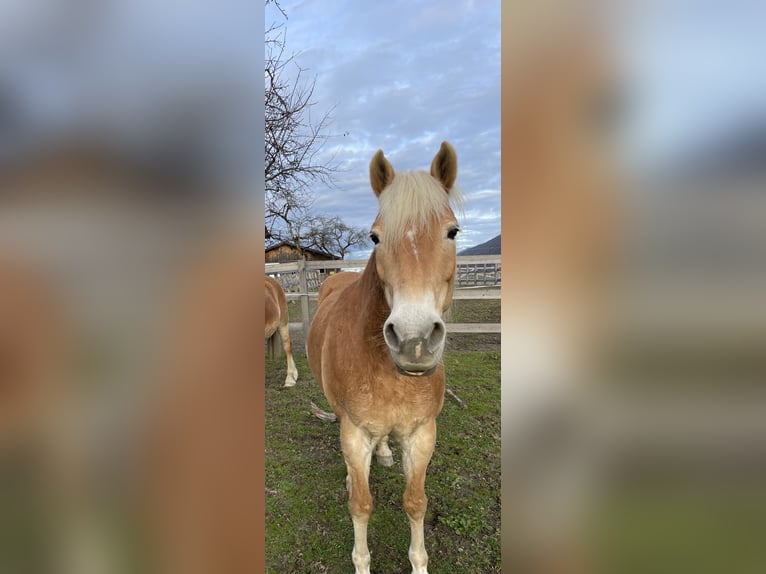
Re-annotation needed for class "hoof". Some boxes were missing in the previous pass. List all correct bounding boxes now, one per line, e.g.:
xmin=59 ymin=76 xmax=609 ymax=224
xmin=376 ymin=454 xmax=394 ymax=467
xmin=283 ymin=380 xmax=296 ymax=387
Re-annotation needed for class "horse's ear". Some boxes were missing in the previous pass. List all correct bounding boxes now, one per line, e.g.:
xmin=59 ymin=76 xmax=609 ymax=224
xmin=430 ymin=141 xmax=457 ymax=191
xmin=370 ymin=150 xmax=394 ymax=196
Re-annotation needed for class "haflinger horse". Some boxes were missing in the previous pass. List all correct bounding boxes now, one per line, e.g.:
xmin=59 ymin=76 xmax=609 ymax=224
xmin=264 ymin=275 xmax=298 ymax=387
xmin=0 ymin=256 xmax=65 ymax=452
xmin=0 ymin=255 xmax=111 ymax=574
xmin=502 ymin=7 xmax=620 ymax=574
xmin=307 ymin=141 xmax=462 ymax=574
xmin=147 ymin=235 xmax=264 ymax=574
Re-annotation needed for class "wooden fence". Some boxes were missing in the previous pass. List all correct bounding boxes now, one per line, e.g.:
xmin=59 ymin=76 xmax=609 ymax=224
xmin=266 ymin=255 xmax=501 ymax=352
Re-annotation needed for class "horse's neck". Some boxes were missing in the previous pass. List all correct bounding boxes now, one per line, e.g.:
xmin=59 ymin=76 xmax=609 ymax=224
xmin=354 ymin=253 xmax=390 ymax=344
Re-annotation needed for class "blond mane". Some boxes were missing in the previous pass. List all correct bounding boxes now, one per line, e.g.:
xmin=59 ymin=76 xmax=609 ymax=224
xmin=376 ymin=170 xmax=463 ymax=242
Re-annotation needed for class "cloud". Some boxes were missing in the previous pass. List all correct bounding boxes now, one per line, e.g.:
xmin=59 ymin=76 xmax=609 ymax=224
xmin=0 ymin=0 xmax=263 ymax=182
xmin=272 ymin=0 xmax=501 ymax=251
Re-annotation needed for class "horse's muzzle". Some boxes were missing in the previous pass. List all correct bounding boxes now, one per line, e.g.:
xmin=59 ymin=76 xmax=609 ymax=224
xmin=384 ymin=323 xmax=445 ymax=377
xmin=395 ymin=336 xmax=437 ymax=372
xmin=383 ymin=306 xmax=446 ymax=376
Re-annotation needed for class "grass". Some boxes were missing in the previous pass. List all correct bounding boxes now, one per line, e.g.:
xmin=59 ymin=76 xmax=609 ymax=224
xmin=0 ymin=456 xmax=52 ymax=574
xmin=593 ymin=485 xmax=766 ymax=574
xmin=265 ymin=351 xmax=501 ymax=573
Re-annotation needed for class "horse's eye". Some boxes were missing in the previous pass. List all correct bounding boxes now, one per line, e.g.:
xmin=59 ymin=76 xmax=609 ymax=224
xmin=447 ymin=227 xmax=460 ymax=240
xmin=370 ymin=232 xmax=380 ymax=245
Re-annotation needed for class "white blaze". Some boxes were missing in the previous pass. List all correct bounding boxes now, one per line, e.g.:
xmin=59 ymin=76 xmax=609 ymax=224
xmin=406 ymin=229 xmax=419 ymax=262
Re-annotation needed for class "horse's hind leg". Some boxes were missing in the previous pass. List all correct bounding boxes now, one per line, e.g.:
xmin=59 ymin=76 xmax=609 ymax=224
xmin=340 ymin=417 xmax=375 ymax=574
xmin=376 ymin=434 xmax=394 ymax=467
xmin=278 ymin=323 xmax=298 ymax=387
xmin=401 ymin=419 xmax=437 ymax=574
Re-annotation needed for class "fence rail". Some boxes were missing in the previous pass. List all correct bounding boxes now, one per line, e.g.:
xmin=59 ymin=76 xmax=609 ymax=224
xmin=266 ymin=256 xmax=501 ymax=339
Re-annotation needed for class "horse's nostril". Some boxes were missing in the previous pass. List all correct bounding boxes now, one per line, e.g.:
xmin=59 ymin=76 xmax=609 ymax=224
xmin=428 ymin=321 xmax=445 ymax=350
xmin=384 ymin=322 xmax=400 ymax=350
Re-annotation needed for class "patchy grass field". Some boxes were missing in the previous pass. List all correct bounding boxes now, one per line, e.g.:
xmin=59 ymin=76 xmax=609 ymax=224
xmin=594 ymin=485 xmax=766 ymax=574
xmin=265 ymin=351 xmax=500 ymax=573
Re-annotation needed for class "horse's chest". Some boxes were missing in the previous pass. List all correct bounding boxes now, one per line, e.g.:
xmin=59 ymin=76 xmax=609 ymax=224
xmin=344 ymin=381 xmax=440 ymax=437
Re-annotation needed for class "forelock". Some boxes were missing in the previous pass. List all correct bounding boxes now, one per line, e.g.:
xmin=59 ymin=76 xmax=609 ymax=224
xmin=376 ymin=171 xmax=463 ymax=241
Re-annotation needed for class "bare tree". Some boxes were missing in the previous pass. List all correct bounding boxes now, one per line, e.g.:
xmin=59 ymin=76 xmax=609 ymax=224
xmin=303 ymin=216 xmax=369 ymax=259
xmin=264 ymin=2 xmax=367 ymax=260
xmin=265 ymin=1 xmax=337 ymax=246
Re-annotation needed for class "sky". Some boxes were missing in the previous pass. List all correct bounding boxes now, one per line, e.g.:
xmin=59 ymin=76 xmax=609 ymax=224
xmin=0 ymin=0 xmax=263 ymax=185
xmin=616 ymin=0 xmax=766 ymax=174
xmin=267 ymin=0 xmax=766 ymax=255
xmin=0 ymin=1 xmax=763 ymax=235
xmin=266 ymin=0 xmax=501 ymax=256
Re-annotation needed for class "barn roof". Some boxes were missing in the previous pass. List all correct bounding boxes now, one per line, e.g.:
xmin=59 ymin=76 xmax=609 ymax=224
xmin=264 ymin=241 xmax=340 ymax=260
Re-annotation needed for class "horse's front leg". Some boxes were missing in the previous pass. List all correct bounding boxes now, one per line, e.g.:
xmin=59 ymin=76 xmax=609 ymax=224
xmin=401 ymin=419 xmax=437 ymax=574
xmin=340 ymin=417 xmax=375 ymax=574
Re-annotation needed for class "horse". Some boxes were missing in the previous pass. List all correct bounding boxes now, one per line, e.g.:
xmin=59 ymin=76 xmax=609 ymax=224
xmin=0 ymin=256 xmax=66 ymax=452
xmin=264 ymin=275 xmax=298 ymax=387
xmin=316 ymin=270 xmax=360 ymax=305
xmin=147 ymin=236 xmax=265 ymax=574
xmin=501 ymin=9 xmax=620 ymax=573
xmin=307 ymin=141 xmax=462 ymax=574
xmin=0 ymin=255 xmax=112 ymax=574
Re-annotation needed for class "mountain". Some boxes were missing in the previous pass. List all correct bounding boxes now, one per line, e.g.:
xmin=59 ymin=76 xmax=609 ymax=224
xmin=459 ymin=234 xmax=500 ymax=255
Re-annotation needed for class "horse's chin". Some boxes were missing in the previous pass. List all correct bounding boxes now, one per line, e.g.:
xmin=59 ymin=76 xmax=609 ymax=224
xmin=393 ymin=362 xmax=438 ymax=378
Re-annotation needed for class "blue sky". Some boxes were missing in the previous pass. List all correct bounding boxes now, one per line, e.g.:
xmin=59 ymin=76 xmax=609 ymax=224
xmin=267 ymin=0 xmax=766 ymax=254
xmin=617 ymin=0 xmax=766 ymax=173
xmin=266 ymin=0 xmax=501 ymax=255
xmin=0 ymin=1 xmax=762 ymax=229
xmin=0 ymin=0 xmax=262 ymax=184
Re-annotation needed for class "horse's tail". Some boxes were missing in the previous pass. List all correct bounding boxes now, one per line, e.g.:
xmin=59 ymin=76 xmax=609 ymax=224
xmin=310 ymin=401 xmax=337 ymax=423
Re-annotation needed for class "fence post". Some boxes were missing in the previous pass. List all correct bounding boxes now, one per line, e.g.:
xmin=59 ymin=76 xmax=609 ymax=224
xmin=297 ymin=258 xmax=311 ymax=339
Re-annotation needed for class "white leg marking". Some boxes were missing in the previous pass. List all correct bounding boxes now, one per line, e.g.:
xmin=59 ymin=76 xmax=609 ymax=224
xmin=402 ymin=421 xmax=436 ymax=574
xmin=283 ymin=352 xmax=298 ymax=387
xmin=341 ymin=418 xmax=375 ymax=574
xmin=279 ymin=323 xmax=298 ymax=387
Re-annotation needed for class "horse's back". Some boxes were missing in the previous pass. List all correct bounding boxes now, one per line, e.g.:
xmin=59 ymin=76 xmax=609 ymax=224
xmin=310 ymin=272 xmax=359 ymax=361
xmin=310 ymin=272 xmax=360 ymax=398
xmin=317 ymin=271 xmax=359 ymax=304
